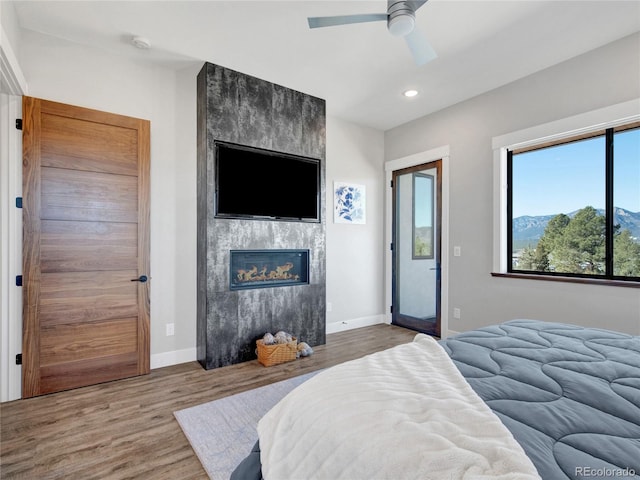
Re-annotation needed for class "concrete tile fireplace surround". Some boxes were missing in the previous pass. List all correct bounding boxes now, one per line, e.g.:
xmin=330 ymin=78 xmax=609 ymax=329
xmin=196 ymin=62 xmax=327 ymax=370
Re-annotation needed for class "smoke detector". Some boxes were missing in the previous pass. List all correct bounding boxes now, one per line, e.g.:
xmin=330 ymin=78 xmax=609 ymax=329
xmin=131 ymin=36 xmax=151 ymax=50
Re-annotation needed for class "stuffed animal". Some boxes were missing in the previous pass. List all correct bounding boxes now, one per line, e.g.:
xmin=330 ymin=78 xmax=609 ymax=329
xmin=297 ymin=341 xmax=313 ymax=357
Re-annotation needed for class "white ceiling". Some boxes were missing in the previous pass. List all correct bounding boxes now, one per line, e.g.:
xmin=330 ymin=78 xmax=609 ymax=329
xmin=10 ymin=0 xmax=640 ymax=131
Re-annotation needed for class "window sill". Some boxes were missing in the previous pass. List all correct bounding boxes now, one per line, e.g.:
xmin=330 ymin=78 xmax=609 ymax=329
xmin=491 ymin=272 xmax=640 ymax=288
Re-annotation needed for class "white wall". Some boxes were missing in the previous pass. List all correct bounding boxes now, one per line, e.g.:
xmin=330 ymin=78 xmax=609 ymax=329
xmin=325 ymin=117 xmax=386 ymax=333
xmin=0 ymin=1 xmax=21 ymax=54
xmin=385 ymin=33 xmax=640 ymax=335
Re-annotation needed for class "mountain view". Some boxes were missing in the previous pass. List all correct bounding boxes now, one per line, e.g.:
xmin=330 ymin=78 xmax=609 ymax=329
xmin=513 ymin=207 xmax=640 ymax=250
xmin=414 ymin=226 xmax=433 ymax=257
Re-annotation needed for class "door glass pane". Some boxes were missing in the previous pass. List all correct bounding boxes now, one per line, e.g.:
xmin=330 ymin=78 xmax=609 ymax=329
xmin=413 ymin=174 xmax=434 ymax=259
xmin=397 ymin=167 xmax=437 ymax=321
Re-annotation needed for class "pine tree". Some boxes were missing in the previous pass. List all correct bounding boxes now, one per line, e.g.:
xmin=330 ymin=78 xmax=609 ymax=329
xmin=533 ymin=213 xmax=570 ymax=272
xmin=553 ymin=207 xmax=606 ymax=274
xmin=522 ymin=206 xmax=639 ymax=277
xmin=614 ymin=229 xmax=640 ymax=277
xmin=518 ymin=246 xmax=537 ymax=270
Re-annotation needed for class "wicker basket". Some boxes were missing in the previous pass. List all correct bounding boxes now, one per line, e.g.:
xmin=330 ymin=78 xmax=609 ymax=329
xmin=256 ymin=337 xmax=297 ymax=367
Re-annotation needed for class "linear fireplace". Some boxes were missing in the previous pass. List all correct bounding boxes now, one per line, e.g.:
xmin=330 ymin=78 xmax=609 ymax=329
xmin=230 ymin=249 xmax=310 ymax=290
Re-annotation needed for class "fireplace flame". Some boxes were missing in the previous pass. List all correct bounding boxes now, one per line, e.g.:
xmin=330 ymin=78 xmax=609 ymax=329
xmin=237 ymin=262 xmax=300 ymax=283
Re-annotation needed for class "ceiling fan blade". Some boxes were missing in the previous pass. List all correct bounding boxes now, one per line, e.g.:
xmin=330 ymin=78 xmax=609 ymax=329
xmin=404 ymin=27 xmax=437 ymax=66
xmin=308 ymin=13 xmax=387 ymax=29
xmin=408 ymin=0 xmax=429 ymax=12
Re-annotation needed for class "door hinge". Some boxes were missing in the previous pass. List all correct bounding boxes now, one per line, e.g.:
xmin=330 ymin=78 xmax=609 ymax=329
xmin=390 ymin=180 xmax=394 ymax=188
xmin=15 ymin=119 xmax=22 ymax=130
xmin=390 ymin=305 xmax=394 ymax=314
xmin=16 ymin=354 xmax=22 ymax=365
xmin=390 ymin=242 xmax=393 ymax=251
xmin=16 ymin=197 xmax=22 ymax=208
xmin=15 ymin=275 xmax=22 ymax=286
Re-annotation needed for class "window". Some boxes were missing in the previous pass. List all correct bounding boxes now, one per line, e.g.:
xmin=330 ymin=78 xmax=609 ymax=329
xmin=413 ymin=173 xmax=434 ymax=259
xmin=507 ymin=122 xmax=640 ymax=282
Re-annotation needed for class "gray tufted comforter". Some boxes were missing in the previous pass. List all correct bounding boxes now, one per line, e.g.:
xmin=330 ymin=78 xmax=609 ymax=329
xmin=232 ymin=319 xmax=640 ymax=480
xmin=439 ymin=319 xmax=640 ymax=480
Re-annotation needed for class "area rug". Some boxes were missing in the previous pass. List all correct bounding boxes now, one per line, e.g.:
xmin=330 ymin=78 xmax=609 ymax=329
xmin=174 ymin=371 xmax=318 ymax=479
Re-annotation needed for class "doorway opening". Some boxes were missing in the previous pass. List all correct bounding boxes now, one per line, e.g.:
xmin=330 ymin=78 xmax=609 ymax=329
xmin=391 ymin=160 xmax=442 ymax=337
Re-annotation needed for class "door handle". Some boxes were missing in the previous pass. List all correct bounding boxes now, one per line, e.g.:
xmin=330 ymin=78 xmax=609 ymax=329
xmin=131 ymin=275 xmax=148 ymax=283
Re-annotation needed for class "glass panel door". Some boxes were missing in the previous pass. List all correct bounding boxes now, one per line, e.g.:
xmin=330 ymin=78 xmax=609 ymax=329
xmin=392 ymin=161 xmax=441 ymax=336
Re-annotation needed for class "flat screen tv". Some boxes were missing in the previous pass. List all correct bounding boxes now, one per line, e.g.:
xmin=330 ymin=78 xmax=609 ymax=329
xmin=215 ymin=141 xmax=321 ymax=222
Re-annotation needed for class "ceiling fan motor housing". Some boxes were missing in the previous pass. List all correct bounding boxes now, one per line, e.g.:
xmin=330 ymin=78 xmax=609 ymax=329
xmin=387 ymin=0 xmax=416 ymax=37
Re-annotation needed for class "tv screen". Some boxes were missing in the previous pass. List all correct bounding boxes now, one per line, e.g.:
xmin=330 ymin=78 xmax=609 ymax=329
xmin=215 ymin=142 xmax=321 ymax=222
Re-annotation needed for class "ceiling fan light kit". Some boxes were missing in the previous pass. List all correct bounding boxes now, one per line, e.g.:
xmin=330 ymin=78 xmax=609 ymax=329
xmin=388 ymin=14 xmax=415 ymax=37
xmin=306 ymin=0 xmax=436 ymax=66
xmin=387 ymin=1 xmax=417 ymax=37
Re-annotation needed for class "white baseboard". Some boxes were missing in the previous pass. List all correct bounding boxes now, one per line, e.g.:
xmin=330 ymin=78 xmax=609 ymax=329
xmin=150 ymin=347 xmax=197 ymax=369
xmin=445 ymin=329 xmax=460 ymax=338
xmin=326 ymin=314 xmax=386 ymax=334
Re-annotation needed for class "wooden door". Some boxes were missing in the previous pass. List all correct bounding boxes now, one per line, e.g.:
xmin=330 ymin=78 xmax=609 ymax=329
xmin=22 ymin=96 xmax=150 ymax=398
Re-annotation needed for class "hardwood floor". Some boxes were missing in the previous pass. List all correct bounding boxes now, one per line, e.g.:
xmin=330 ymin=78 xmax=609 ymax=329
xmin=1 ymin=324 xmax=417 ymax=479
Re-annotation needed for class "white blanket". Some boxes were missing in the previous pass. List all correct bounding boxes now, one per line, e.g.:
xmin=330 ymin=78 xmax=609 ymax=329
xmin=257 ymin=334 xmax=541 ymax=480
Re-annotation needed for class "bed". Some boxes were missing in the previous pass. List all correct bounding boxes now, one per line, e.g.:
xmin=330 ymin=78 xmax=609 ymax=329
xmin=231 ymin=320 xmax=640 ymax=479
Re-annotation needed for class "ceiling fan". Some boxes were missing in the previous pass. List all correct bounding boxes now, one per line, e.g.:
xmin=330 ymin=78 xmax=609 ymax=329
xmin=307 ymin=0 xmax=436 ymax=66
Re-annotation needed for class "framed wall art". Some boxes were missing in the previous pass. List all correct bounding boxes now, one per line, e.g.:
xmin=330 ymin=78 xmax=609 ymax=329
xmin=334 ymin=182 xmax=366 ymax=224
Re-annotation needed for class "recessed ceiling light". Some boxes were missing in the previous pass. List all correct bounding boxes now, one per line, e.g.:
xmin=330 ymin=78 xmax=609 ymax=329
xmin=403 ymin=89 xmax=419 ymax=98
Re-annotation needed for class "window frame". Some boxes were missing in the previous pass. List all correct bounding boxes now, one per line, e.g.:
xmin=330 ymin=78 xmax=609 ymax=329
xmin=491 ymin=102 xmax=640 ymax=288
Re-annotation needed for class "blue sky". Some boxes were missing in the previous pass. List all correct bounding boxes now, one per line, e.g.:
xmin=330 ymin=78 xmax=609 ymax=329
xmin=414 ymin=174 xmax=433 ymax=227
xmin=512 ymin=128 xmax=640 ymax=218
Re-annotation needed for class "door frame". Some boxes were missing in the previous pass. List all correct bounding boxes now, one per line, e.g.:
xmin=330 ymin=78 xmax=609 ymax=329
xmin=1 ymin=25 xmax=27 ymax=402
xmin=384 ymin=145 xmax=451 ymax=338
